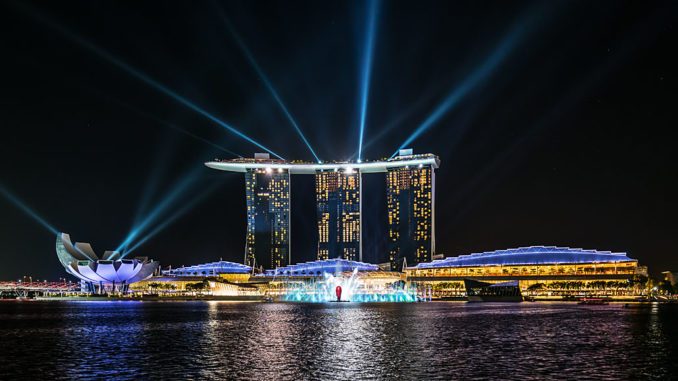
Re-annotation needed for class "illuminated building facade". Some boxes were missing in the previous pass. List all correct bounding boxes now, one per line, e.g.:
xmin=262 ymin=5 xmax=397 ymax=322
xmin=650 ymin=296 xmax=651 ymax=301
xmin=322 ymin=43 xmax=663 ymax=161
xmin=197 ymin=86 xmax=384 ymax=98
xmin=129 ymin=247 xmax=648 ymax=301
xmin=406 ymin=246 xmax=644 ymax=297
xmin=386 ymin=151 xmax=435 ymax=270
xmin=55 ymin=233 xmax=158 ymax=293
xmin=245 ymin=166 xmax=290 ymax=270
xmin=205 ymin=151 xmax=439 ymax=269
xmin=315 ymin=169 xmax=361 ymax=261
xmin=663 ymin=271 xmax=678 ymax=285
xmin=162 ymin=260 xmax=252 ymax=277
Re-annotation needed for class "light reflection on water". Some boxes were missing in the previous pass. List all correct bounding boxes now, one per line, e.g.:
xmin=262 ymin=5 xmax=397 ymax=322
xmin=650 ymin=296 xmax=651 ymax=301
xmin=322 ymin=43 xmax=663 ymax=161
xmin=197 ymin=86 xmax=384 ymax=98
xmin=0 ymin=302 xmax=676 ymax=380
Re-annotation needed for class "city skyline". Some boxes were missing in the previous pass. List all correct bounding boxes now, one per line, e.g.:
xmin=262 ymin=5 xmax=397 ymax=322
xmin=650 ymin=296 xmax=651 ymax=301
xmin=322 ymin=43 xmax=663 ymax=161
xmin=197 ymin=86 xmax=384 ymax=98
xmin=1 ymin=1 xmax=677 ymax=280
xmin=1 ymin=2 xmax=677 ymax=380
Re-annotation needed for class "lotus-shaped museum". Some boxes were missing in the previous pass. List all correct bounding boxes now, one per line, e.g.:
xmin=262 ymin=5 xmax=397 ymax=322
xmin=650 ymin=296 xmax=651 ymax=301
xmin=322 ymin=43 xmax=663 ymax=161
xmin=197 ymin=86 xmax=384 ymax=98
xmin=56 ymin=233 xmax=159 ymax=293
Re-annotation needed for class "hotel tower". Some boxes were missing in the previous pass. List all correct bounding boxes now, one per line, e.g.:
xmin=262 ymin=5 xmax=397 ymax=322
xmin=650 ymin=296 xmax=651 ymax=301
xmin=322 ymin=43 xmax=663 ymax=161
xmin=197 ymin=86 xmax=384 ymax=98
xmin=386 ymin=150 xmax=435 ymax=270
xmin=244 ymin=154 xmax=290 ymax=270
xmin=205 ymin=150 xmax=439 ymax=270
xmin=315 ymin=169 xmax=361 ymax=261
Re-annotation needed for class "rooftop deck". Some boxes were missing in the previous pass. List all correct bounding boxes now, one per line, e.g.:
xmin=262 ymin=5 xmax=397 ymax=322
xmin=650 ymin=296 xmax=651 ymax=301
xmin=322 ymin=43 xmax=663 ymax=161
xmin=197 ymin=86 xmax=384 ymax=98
xmin=205 ymin=154 xmax=440 ymax=174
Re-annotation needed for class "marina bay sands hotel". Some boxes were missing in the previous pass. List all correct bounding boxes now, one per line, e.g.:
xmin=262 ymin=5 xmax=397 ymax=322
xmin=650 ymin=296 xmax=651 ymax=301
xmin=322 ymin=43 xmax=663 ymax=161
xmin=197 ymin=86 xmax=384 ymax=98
xmin=205 ymin=149 xmax=440 ymax=271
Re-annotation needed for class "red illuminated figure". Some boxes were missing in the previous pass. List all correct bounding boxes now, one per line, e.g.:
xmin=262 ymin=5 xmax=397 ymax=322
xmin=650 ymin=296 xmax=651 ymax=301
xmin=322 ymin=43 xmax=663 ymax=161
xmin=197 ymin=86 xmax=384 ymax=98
xmin=336 ymin=285 xmax=342 ymax=301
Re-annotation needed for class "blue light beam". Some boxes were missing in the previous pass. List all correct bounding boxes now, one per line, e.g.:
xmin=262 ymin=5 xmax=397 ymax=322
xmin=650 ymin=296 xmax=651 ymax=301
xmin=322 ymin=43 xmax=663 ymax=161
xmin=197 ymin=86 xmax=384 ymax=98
xmin=122 ymin=182 xmax=222 ymax=256
xmin=98 ymin=93 xmax=241 ymax=253
xmin=1 ymin=184 xmax=96 ymax=262
xmin=447 ymin=5 xmax=671 ymax=226
xmin=357 ymin=0 xmax=380 ymax=163
xmin=219 ymin=14 xmax=321 ymax=163
xmin=96 ymin=91 xmax=243 ymax=158
xmin=115 ymin=166 xmax=204 ymax=253
xmin=0 ymin=183 xmax=59 ymax=236
xmin=390 ymin=7 xmax=543 ymax=158
xmin=13 ymin=2 xmax=283 ymax=159
xmin=120 ymin=139 xmax=174 ymax=253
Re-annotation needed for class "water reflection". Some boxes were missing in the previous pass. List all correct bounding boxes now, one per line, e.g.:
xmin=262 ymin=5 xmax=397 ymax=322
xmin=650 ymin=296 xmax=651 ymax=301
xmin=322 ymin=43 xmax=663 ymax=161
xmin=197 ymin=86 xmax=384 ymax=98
xmin=0 ymin=302 xmax=676 ymax=380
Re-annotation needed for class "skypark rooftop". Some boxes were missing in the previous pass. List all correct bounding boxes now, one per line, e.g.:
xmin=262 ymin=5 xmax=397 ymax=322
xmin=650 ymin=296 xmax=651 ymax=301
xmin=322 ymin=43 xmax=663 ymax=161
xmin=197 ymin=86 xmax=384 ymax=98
xmin=205 ymin=152 xmax=440 ymax=174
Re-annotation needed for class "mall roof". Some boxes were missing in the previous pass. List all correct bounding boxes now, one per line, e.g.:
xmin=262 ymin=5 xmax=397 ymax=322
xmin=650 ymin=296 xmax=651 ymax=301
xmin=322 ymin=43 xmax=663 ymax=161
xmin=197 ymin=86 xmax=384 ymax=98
xmin=205 ymin=153 xmax=440 ymax=174
xmin=162 ymin=260 xmax=252 ymax=276
xmin=258 ymin=258 xmax=379 ymax=277
xmin=410 ymin=246 xmax=635 ymax=269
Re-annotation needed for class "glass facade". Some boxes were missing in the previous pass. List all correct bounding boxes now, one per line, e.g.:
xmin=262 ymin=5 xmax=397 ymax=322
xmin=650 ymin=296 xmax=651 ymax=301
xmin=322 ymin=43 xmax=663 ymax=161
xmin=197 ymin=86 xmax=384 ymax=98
xmin=386 ymin=164 xmax=434 ymax=270
xmin=315 ymin=170 xmax=361 ymax=261
xmin=245 ymin=168 xmax=290 ymax=270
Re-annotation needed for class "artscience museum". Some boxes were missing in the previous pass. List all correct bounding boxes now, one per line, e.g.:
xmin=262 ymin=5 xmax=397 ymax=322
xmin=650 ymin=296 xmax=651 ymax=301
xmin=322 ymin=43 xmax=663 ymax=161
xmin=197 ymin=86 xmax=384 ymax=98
xmin=56 ymin=233 xmax=159 ymax=293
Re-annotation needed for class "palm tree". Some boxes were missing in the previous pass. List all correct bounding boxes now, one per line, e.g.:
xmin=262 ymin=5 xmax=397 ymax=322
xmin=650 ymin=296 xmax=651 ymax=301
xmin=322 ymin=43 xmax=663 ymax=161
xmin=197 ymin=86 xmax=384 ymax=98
xmin=147 ymin=282 xmax=160 ymax=293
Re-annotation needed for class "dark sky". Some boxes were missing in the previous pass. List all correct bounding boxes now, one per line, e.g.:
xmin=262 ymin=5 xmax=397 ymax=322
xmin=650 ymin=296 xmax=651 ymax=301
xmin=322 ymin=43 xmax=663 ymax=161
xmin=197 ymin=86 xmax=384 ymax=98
xmin=1 ymin=1 xmax=676 ymax=280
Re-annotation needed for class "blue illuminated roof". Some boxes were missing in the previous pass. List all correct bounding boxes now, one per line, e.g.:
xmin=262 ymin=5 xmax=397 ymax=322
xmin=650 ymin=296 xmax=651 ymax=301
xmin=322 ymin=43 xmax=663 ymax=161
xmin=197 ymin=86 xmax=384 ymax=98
xmin=411 ymin=246 xmax=635 ymax=269
xmin=258 ymin=258 xmax=379 ymax=277
xmin=162 ymin=260 xmax=251 ymax=276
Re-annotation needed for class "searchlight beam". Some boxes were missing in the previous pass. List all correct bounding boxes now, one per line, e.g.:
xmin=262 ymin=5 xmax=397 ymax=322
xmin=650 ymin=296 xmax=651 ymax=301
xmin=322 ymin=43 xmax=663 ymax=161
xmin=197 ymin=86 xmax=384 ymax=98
xmin=0 ymin=184 xmax=60 ymax=236
xmin=357 ymin=0 xmax=380 ymax=163
xmin=390 ymin=5 xmax=548 ymax=158
xmin=14 ymin=2 xmax=282 ymax=159
xmin=220 ymin=14 xmax=321 ymax=163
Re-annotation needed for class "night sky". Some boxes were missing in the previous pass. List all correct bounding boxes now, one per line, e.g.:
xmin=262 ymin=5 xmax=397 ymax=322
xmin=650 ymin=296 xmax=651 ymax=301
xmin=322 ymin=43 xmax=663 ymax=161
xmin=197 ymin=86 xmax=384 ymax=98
xmin=1 ymin=1 xmax=676 ymax=280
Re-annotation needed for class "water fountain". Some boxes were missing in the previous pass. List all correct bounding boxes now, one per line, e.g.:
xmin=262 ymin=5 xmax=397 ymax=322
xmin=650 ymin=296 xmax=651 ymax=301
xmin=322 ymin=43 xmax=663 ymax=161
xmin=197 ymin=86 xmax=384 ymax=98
xmin=279 ymin=268 xmax=418 ymax=303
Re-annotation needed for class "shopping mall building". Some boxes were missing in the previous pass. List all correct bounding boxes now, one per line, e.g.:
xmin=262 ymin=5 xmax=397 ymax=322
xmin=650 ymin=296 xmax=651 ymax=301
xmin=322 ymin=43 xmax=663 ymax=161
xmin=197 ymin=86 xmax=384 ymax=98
xmin=127 ymin=246 xmax=647 ymax=300
xmin=405 ymin=246 xmax=646 ymax=298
